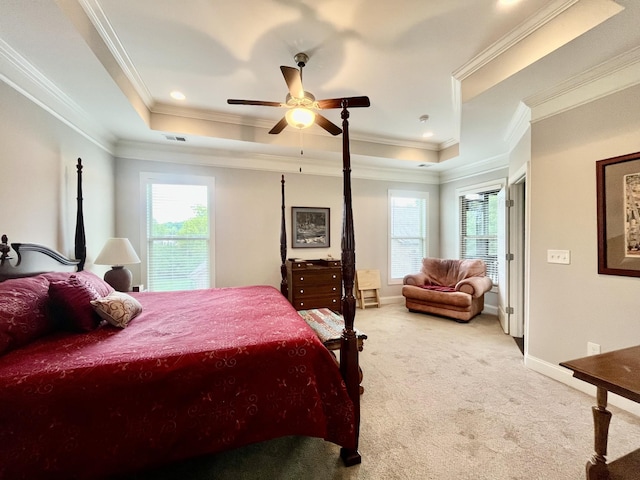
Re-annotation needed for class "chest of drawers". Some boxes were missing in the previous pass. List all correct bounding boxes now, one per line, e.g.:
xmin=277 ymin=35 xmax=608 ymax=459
xmin=286 ymin=259 xmax=342 ymax=312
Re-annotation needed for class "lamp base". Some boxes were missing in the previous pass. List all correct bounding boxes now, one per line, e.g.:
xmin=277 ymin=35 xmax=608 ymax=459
xmin=104 ymin=266 xmax=132 ymax=292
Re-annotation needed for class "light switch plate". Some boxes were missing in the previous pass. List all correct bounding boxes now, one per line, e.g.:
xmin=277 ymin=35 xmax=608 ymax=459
xmin=547 ymin=249 xmax=570 ymax=264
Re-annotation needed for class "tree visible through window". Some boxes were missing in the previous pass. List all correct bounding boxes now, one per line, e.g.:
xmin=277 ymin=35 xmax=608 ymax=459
xmin=460 ymin=189 xmax=498 ymax=284
xmin=147 ymin=183 xmax=210 ymax=291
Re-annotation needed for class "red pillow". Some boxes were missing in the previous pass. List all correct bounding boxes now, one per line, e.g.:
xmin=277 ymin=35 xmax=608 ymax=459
xmin=48 ymin=274 xmax=103 ymax=332
xmin=0 ymin=275 xmax=54 ymax=355
xmin=44 ymin=270 xmax=114 ymax=297
xmin=76 ymin=270 xmax=114 ymax=297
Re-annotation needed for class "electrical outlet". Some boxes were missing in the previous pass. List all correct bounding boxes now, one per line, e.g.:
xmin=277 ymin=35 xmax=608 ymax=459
xmin=587 ymin=342 xmax=601 ymax=356
xmin=547 ymin=249 xmax=571 ymax=264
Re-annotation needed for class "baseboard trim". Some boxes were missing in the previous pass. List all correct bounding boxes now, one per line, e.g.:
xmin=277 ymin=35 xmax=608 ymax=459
xmin=380 ymin=295 xmax=404 ymax=305
xmin=483 ymin=304 xmax=498 ymax=316
xmin=525 ymin=354 xmax=640 ymax=417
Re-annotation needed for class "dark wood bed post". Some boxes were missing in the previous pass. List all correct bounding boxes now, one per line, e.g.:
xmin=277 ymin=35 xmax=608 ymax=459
xmin=280 ymin=175 xmax=288 ymax=298
xmin=339 ymin=102 xmax=362 ymax=466
xmin=74 ymin=158 xmax=86 ymax=271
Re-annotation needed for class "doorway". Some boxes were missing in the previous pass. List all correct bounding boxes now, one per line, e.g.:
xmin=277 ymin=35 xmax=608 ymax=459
xmin=509 ymin=177 xmax=526 ymax=342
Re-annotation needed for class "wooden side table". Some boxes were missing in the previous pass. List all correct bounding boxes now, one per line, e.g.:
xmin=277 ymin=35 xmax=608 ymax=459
xmin=560 ymin=346 xmax=640 ymax=479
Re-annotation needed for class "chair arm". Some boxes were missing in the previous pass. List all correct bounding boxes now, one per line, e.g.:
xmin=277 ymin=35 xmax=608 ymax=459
xmin=455 ymin=276 xmax=493 ymax=298
xmin=403 ymin=272 xmax=428 ymax=286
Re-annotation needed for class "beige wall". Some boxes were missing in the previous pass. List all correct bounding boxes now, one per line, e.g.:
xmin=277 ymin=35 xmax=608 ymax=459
xmin=0 ymin=82 xmax=115 ymax=272
xmin=115 ymin=156 xmax=438 ymax=298
xmin=526 ymin=83 xmax=640 ymax=410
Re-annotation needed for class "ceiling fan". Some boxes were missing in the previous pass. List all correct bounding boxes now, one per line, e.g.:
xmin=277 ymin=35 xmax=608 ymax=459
xmin=227 ymin=52 xmax=370 ymax=136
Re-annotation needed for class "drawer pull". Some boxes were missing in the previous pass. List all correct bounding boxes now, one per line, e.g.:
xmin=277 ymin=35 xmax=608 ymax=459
xmin=332 ymin=274 xmax=337 ymax=279
xmin=332 ymin=287 xmax=337 ymax=291
xmin=299 ymin=276 xmax=304 ymax=281
xmin=299 ymin=289 xmax=304 ymax=294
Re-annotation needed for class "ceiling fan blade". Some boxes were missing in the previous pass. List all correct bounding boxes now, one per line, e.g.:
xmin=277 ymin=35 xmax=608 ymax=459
xmin=280 ymin=66 xmax=304 ymax=99
xmin=269 ymin=117 xmax=288 ymax=134
xmin=315 ymin=114 xmax=342 ymax=136
xmin=227 ymin=99 xmax=283 ymax=107
xmin=316 ymin=96 xmax=371 ymax=109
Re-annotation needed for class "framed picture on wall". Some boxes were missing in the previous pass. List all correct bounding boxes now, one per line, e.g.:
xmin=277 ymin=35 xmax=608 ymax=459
xmin=597 ymin=150 xmax=640 ymax=277
xmin=292 ymin=207 xmax=330 ymax=248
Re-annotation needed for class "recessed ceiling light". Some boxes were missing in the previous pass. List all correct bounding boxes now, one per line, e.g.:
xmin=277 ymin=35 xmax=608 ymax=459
xmin=422 ymin=132 xmax=434 ymax=138
xmin=170 ymin=91 xmax=186 ymax=101
xmin=498 ymin=0 xmax=520 ymax=5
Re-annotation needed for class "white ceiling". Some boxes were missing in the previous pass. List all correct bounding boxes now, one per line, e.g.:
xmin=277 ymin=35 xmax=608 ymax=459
xmin=1 ymin=0 xmax=639 ymax=178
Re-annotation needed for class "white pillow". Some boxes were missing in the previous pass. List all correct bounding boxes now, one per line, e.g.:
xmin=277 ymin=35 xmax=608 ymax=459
xmin=90 ymin=292 xmax=142 ymax=328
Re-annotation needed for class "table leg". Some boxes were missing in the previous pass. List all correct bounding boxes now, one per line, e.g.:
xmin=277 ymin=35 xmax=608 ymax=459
xmin=586 ymin=387 xmax=612 ymax=480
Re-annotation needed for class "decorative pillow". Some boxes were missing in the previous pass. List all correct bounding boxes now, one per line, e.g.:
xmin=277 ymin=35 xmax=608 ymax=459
xmin=91 ymin=292 xmax=142 ymax=328
xmin=44 ymin=270 xmax=114 ymax=297
xmin=0 ymin=275 xmax=54 ymax=355
xmin=48 ymin=274 xmax=103 ymax=332
xmin=76 ymin=270 xmax=114 ymax=297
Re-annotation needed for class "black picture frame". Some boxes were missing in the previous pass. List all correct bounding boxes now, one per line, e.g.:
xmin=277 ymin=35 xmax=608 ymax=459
xmin=291 ymin=207 xmax=330 ymax=248
xmin=597 ymin=151 xmax=640 ymax=277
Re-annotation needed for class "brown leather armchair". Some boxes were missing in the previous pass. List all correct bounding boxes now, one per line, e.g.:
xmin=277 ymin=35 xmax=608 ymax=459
xmin=402 ymin=258 xmax=493 ymax=322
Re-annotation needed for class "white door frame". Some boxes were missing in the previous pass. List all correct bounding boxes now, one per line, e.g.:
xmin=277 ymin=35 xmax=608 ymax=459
xmin=497 ymin=186 xmax=509 ymax=334
xmin=508 ymin=168 xmax=527 ymax=339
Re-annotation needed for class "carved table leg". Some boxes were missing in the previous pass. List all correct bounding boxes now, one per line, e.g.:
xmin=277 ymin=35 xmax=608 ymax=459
xmin=586 ymin=387 xmax=612 ymax=480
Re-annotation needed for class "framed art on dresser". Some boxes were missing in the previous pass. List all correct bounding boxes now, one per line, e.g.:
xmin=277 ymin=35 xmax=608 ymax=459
xmin=292 ymin=206 xmax=330 ymax=248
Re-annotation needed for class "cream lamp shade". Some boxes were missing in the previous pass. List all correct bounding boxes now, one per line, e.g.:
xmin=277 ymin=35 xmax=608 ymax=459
xmin=94 ymin=238 xmax=141 ymax=292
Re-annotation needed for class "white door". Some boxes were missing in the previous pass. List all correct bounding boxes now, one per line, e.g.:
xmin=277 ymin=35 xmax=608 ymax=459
xmin=497 ymin=187 xmax=509 ymax=334
xmin=509 ymin=180 xmax=526 ymax=338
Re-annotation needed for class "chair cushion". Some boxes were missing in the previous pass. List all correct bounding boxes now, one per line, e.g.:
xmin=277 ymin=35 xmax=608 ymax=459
xmin=419 ymin=285 xmax=456 ymax=292
xmin=420 ymin=258 xmax=486 ymax=286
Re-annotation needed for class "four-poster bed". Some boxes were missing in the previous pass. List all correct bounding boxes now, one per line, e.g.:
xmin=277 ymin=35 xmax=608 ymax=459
xmin=0 ymin=99 xmax=367 ymax=478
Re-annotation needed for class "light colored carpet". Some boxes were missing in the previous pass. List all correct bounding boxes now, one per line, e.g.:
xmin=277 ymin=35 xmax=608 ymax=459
xmin=125 ymin=304 xmax=640 ymax=480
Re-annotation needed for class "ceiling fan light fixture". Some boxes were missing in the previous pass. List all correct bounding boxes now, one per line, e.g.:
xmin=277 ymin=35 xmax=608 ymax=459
xmin=286 ymin=107 xmax=315 ymax=129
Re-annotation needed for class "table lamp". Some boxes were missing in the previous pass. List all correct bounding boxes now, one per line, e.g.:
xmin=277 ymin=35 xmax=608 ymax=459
xmin=94 ymin=238 xmax=141 ymax=292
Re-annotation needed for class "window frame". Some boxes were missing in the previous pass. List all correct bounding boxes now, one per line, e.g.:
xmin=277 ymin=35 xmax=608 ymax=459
xmin=456 ymin=180 xmax=505 ymax=286
xmin=139 ymin=172 xmax=215 ymax=291
xmin=387 ymin=189 xmax=430 ymax=285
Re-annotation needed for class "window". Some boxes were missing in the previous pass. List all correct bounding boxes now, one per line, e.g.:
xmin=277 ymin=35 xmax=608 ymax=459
xmin=388 ymin=190 xmax=429 ymax=283
xmin=141 ymin=173 xmax=214 ymax=292
xmin=460 ymin=187 xmax=499 ymax=284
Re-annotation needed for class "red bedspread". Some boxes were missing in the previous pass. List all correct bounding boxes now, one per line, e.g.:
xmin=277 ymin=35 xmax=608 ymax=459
xmin=0 ymin=285 xmax=354 ymax=479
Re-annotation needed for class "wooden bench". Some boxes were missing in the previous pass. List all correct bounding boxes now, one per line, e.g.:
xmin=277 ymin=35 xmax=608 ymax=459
xmin=298 ymin=308 xmax=367 ymax=393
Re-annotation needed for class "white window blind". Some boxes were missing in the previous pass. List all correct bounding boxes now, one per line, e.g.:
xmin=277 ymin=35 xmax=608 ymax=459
xmin=146 ymin=182 xmax=210 ymax=291
xmin=460 ymin=189 xmax=498 ymax=283
xmin=389 ymin=191 xmax=428 ymax=282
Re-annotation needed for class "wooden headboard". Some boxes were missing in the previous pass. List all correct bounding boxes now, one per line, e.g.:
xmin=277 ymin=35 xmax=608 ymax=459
xmin=0 ymin=158 xmax=85 ymax=281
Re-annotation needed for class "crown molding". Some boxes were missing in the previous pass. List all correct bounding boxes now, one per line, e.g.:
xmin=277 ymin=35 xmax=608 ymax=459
xmin=453 ymin=0 xmax=579 ymax=81
xmin=115 ymin=140 xmax=440 ymax=184
xmin=152 ymin=101 xmax=441 ymax=153
xmin=438 ymin=152 xmax=509 ymax=184
xmin=452 ymin=0 xmax=623 ymax=102
xmin=504 ymin=101 xmax=531 ymax=152
xmin=78 ymin=0 xmax=153 ymax=107
xmin=0 ymin=37 xmax=115 ymax=153
xmin=526 ymin=45 xmax=640 ymax=122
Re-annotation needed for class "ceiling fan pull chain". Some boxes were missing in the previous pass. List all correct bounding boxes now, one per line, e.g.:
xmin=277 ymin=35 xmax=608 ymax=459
xmin=299 ymin=129 xmax=304 ymax=155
